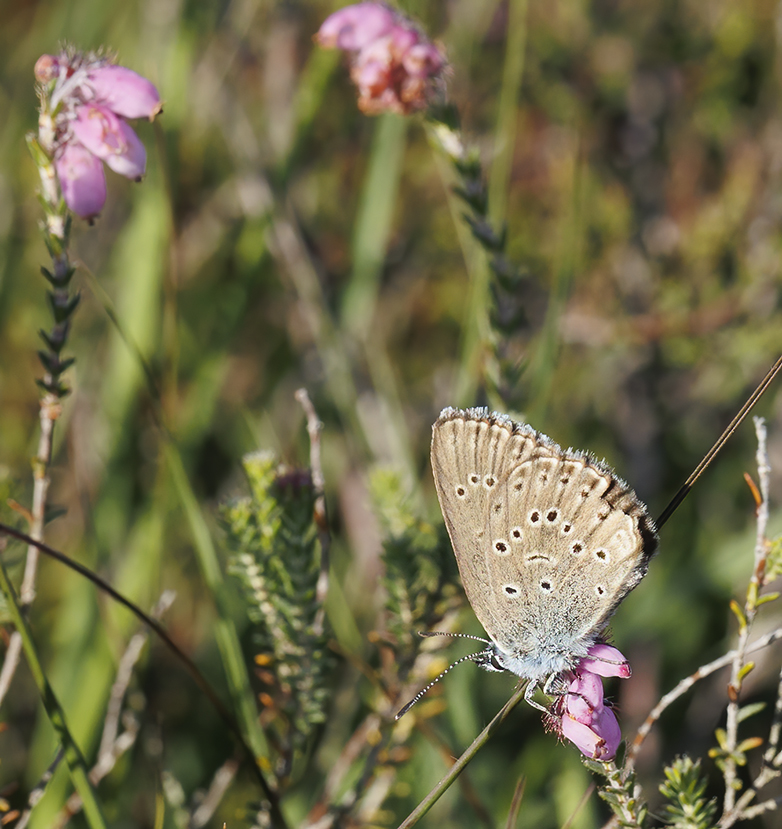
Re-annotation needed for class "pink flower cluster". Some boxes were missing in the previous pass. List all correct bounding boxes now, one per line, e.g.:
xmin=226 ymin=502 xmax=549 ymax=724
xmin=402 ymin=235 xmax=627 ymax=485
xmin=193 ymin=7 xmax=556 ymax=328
xmin=35 ymin=51 xmax=162 ymax=220
xmin=317 ymin=3 xmax=446 ymax=115
xmin=552 ymin=644 xmax=631 ymax=761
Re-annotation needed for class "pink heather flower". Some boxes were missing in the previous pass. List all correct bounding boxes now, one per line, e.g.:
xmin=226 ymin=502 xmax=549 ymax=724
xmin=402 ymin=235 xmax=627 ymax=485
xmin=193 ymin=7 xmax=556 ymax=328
xmin=71 ymin=105 xmax=146 ymax=178
xmin=34 ymin=54 xmax=60 ymax=83
xmin=316 ymin=3 xmax=446 ymax=116
xmin=55 ymin=144 xmax=106 ymax=220
xmin=561 ymin=702 xmax=622 ymax=761
xmin=36 ymin=50 xmax=161 ymax=220
xmin=563 ymin=670 xmax=604 ymax=724
xmin=317 ymin=2 xmax=396 ymax=50
xmin=86 ymin=65 xmax=162 ymax=121
xmin=578 ymin=643 xmax=632 ymax=678
xmin=552 ymin=644 xmax=630 ymax=761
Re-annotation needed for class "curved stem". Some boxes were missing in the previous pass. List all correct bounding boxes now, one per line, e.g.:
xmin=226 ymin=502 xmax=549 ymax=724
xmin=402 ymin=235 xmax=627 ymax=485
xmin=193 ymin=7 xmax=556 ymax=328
xmin=0 ymin=560 xmax=108 ymax=829
xmin=0 ymin=521 xmax=288 ymax=829
xmin=397 ymin=683 xmax=527 ymax=829
xmin=20 ymin=397 xmax=59 ymax=603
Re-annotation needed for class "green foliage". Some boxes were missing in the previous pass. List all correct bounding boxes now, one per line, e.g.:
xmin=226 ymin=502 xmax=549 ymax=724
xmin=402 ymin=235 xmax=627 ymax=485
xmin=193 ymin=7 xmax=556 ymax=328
xmin=658 ymin=757 xmax=717 ymax=829
xmin=0 ymin=470 xmax=29 ymax=626
xmin=735 ymin=701 xmax=766 ymax=724
xmin=370 ymin=467 xmax=459 ymax=655
xmin=585 ymin=759 xmax=648 ymax=828
xmin=709 ymin=728 xmax=763 ymax=776
xmin=221 ymin=451 xmax=330 ymax=771
xmin=764 ymin=535 xmax=782 ymax=581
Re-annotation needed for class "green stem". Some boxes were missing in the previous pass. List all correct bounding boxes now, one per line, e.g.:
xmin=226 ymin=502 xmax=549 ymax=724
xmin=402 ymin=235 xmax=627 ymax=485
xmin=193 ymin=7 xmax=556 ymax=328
xmin=0 ymin=519 xmax=286 ymax=826
xmin=589 ymin=759 xmax=647 ymax=828
xmin=424 ymin=119 xmax=491 ymax=406
xmin=527 ymin=143 xmax=583 ymax=423
xmin=397 ymin=684 xmax=527 ymax=828
xmin=342 ymin=113 xmax=408 ymax=339
xmin=163 ymin=443 xmax=273 ymax=768
xmin=0 ymin=561 xmax=107 ymax=829
xmin=488 ymin=0 xmax=528 ymax=229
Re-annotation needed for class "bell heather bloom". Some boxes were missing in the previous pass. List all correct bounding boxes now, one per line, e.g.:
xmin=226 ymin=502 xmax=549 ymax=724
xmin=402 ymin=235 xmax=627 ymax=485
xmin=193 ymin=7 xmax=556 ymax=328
xmin=316 ymin=3 xmax=446 ymax=115
xmin=34 ymin=50 xmax=161 ymax=220
xmin=55 ymin=144 xmax=106 ymax=220
xmin=578 ymin=643 xmax=632 ymax=679
xmin=552 ymin=644 xmax=630 ymax=761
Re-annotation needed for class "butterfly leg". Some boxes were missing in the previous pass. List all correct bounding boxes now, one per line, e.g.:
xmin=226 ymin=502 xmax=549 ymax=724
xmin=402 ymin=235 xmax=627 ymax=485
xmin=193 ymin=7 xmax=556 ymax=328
xmin=523 ymin=679 xmax=550 ymax=713
xmin=542 ymin=672 xmax=569 ymax=698
xmin=531 ymin=672 xmax=572 ymax=714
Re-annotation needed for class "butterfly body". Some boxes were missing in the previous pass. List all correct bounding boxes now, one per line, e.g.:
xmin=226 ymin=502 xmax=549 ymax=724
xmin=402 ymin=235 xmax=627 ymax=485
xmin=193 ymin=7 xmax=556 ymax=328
xmin=431 ymin=407 xmax=659 ymax=690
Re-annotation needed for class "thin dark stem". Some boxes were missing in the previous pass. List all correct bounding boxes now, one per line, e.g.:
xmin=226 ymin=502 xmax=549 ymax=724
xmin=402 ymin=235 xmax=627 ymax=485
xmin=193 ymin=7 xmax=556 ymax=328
xmin=0 ymin=521 xmax=287 ymax=828
xmin=504 ymin=776 xmax=527 ymax=829
xmin=656 ymin=354 xmax=782 ymax=528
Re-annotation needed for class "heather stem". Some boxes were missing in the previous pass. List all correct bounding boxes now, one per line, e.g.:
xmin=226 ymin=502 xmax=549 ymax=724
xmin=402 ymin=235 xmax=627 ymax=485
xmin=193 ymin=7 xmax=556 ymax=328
xmin=20 ymin=399 xmax=58 ymax=603
xmin=20 ymin=102 xmax=78 ymax=603
xmin=588 ymin=760 xmax=647 ymax=829
xmin=723 ymin=417 xmax=770 ymax=812
xmin=295 ymin=388 xmax=331 ymax=636
xmin=0 ymin=81 xmax=81 ymax=707
xmin=627 ymin=627 xmax=782 ymax=770
xmin=424 ymin=109 xmax=525 ymax=411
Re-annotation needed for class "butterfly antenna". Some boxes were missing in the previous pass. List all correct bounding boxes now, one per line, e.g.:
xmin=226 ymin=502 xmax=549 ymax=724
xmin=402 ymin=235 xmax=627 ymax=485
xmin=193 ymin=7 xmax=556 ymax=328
xmin=395 ymin=648 xmax=489 ymax=720
xmin=656 ymin=354 xmax=782 ymax=529
xmin=418 ymin=629 xmax=491 ymax=644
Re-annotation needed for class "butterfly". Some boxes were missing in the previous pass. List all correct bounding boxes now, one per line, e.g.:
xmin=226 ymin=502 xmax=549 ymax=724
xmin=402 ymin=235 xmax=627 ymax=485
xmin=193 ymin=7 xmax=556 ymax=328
xmin=429 ymin=407 xmax=657 ymax=707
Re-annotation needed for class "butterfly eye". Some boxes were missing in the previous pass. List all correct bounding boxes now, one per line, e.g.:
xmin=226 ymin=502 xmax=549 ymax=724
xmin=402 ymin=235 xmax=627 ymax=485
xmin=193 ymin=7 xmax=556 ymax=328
xmin=561 ymin=523 xmax=572 ymax=534
xmin=511 ymin=527 xmax=523 ymax=540
xmin=570 ymin=541 xmax=585 ymax=555
xmin=594 ymin=548 xmax=609 ymax=562
xmin=493 ymin=539 xmax=509 ymax=555
xmin=503 ymin=584 xmax=520 ymax=597
xmin=469 ymin=474 xmax=480 ymax=485
xmin=528 ymin=510 xmax=541 ymax=524
xmin=545 ymin=509 xmax=558 ymax=523
xmin=455 ymin=485 xmax=466 ymax=497
xmin=595 ymin=585 xmax=606 ymax=596
xmin=484 ymin=475 xmax=496 ymax=488
xmin=539 ymin=580 xmax=554 ymax=592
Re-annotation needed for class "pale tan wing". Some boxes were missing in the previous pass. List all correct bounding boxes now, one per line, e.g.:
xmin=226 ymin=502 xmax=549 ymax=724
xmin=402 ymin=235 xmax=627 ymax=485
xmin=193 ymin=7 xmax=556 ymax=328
xmin=432 ymin=410 xmax=518 ymax=639
xmin=487 ymin=450 xmax=656 ymax=661
xmin=432 ymin=408 xmax=658 ymax=666
xmin=431 ymin=408 xmax=557 ymax=646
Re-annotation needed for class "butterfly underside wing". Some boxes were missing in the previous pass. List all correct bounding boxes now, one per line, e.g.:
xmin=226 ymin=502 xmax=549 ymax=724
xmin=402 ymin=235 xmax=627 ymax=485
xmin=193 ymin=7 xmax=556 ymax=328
xmin=431 ymin=407 xmax=659 ymax=684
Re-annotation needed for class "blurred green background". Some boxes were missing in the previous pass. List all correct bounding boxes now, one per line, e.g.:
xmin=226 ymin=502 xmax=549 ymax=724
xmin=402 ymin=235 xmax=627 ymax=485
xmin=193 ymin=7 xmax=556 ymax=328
xmin=1 ymin=0 xmax=782 ymax=826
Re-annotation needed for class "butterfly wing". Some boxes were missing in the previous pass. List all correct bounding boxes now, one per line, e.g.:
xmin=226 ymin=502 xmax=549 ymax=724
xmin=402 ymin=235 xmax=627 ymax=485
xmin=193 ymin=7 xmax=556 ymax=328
xmin=431 ymin=408 xmax=658 ymax=677
xmin=431 ymin=409 xmax=541 ymax=646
